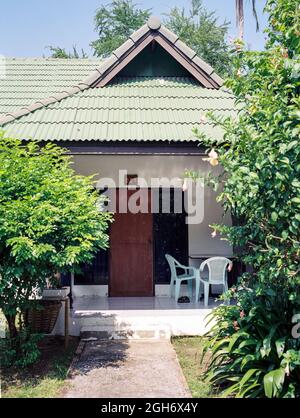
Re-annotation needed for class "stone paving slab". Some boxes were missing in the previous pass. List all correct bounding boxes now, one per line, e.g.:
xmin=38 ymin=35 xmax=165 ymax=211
xmin=63 ymin=339 xmax=191 ymax=398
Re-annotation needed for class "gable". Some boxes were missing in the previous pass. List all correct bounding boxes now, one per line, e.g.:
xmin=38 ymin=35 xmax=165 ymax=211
xmin=119 ymin=43 xmax=191 ymax=77
xmin=92 ymin=17 xmax=223 ymax=89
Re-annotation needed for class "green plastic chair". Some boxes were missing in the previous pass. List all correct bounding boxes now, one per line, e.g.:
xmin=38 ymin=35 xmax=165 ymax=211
xmin=165 ymin=254 xmax=200 ymax=302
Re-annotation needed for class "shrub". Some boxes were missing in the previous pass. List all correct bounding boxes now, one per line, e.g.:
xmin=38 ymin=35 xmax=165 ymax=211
xmin=193 ymin=0 xmax=300 ymax=397
xmin=0 ymin=134 xmax=112 ymax=365
xmin=0 ymin=331 xmax=43 ymax=368
xmin=203 ymin=280 xmax=300 ymax=397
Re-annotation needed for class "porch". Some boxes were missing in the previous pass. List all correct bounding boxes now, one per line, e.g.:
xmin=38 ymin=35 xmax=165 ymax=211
xmin=53 ymin=295 xmax=222 ymax=338
xmin=56 ymin=155 xmax=235 ymax=338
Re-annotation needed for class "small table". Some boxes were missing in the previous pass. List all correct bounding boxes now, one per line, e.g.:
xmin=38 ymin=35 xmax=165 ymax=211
xmin=42 ymin=296 xmax=69 ymax=349
xmin=189 ymin=254 xmax=235 ymax=260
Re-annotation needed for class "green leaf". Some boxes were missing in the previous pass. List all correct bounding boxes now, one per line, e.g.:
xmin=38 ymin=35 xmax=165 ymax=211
xmin=275 ymin=338 xmax=286 ymax=358
xmin=241 ymin=354 xmax=256 ymax=371
xmin=239 ymin=368 xmax=260 ymax=388
xmin=238 ymin=382 xmax=261 ymax=398
xmin=263 ymin=368 xmax=285 ymax=398
xmin=221 ymin=383 xmax=240 ymax=398
xmin=260 ymin=325 xmax=278 ymax=358
xmin=228 ymin=332 xmax=249 ymax=352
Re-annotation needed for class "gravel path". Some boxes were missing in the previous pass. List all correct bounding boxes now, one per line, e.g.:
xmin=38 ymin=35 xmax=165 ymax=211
xmin=63 ymin=339 xmax=191 ymax=398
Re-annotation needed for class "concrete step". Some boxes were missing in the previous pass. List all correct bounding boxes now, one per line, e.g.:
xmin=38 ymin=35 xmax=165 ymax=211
xmin=80 ymin=325 xmax=171 ymax=340
xmin=74 ymin=313 xmax=175 ymax=328
xmin=74 ymin=311 xmax=212 ymax=337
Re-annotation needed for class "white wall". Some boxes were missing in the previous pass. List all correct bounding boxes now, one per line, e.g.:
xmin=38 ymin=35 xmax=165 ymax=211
xmin=188 ymin=186 xmax=232 ymax=257
xmin=72 ymin=154 xmax=202 ymax=185
xmin=72 ymin=154 xmax=232 ymax=259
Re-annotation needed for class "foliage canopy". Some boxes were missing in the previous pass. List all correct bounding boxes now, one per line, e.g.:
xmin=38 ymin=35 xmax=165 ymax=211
xmin=165 ymin=0 xmax=231 ymax=76
xmin=91 ymin=0 xmax=151 ymax=57
xmin=0 ymin=134 xmax=111 ymax=364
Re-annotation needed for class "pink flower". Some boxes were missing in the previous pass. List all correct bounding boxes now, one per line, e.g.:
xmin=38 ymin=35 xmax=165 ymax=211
xmin=285 ymin=364 xmax=290 ymax=376
xmin=182 ymin=178 xmax=188 ymax=192
xmin=233 ymin=320 xmax=240 ymax=331
xmin=208 ymin=149 xmax=218 ymax=159
xmin=240 ymin=310 xmax=245 ymax=319
xmin=202 ymin=148 xmax=219 ymax=166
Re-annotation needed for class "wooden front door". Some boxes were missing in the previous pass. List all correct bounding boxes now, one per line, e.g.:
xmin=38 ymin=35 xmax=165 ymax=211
xmin=109 ymin=189 xmax=153 ymax=297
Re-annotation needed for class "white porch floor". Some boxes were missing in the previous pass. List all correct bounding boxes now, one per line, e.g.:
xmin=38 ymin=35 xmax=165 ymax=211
xmin=62 ymin=296 xmax=222 ymax=338
xmin=74 ymin=296 xmax=220 ymax=311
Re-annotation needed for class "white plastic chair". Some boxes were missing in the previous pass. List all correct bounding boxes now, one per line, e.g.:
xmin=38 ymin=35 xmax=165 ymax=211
xmin=165 ymin=254 xmax=200 ymax=302
xmin=198 ymin=257 xmax=233 ymax=307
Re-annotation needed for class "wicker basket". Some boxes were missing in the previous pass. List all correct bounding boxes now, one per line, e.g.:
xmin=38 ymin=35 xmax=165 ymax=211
xmin=26 ymin=300 xmax=62 ymax=334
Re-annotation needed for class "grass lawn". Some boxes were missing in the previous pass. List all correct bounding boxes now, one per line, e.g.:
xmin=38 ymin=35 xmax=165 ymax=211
xmin=1 ymin=336 xmax=78 ymax=398
xmin=172 ymin=336 xmax=219 ymax=398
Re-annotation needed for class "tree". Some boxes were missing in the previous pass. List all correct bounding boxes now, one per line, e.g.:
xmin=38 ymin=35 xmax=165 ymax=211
xmin=91 ymin=0 xmax=151 ymax=57
xmin=0 ymin=133 xmax=111 ymax=365
xmin=192 ymin=0 xmax=300 ymax=397
xmin=235 ymin=0 xmax=260 ymax=39
xmin=47 ymin=45 xmax=88 ymax=59
xmin=164 ymin=0 xmax=231 ymax=76
xmin=48 ymin=0 xmax=231 ymax=76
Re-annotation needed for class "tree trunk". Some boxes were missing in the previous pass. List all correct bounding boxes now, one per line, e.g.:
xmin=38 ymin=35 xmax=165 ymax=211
xmin=4 ymin=313 xmax=18 ymax=340
xmin=236 ymin=0 xmax=244 ymax=39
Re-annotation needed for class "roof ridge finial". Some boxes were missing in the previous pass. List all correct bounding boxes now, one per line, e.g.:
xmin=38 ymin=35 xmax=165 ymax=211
xmin=147 ymin=16 xmax=161 ymax=30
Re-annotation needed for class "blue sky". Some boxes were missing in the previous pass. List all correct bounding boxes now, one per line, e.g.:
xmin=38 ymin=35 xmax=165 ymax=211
xmin=0 ymin=0 xmax=268 ymax=57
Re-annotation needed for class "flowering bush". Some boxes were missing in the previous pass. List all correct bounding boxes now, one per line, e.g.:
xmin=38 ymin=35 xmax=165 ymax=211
xmin=196 ymin=0 xmax=300 ymax=397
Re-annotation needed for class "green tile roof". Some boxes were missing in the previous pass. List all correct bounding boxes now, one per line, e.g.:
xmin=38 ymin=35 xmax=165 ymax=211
xmin=0 ymin=58 xmax=101 ymax=117
xmin=1 ymin=67 xmax=235 ymax=142
xmin=0 ymin=20 xmax=234 ymax=143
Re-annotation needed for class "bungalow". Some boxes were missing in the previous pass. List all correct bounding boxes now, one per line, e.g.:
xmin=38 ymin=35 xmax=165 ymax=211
xmin=0 ymin=17 xmax=235 ymax=333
